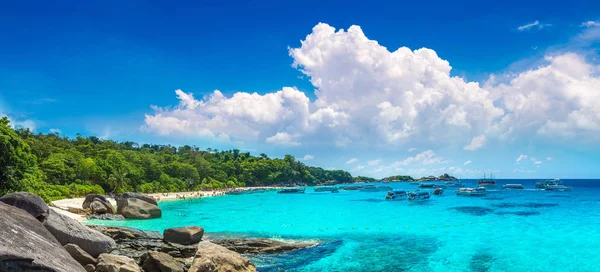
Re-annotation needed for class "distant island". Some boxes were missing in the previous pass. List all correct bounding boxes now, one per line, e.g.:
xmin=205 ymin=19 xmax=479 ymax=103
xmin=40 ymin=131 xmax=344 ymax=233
xmin=379 ymin=173 xmax=458 ymax=182
xmin=380 ymin=175 xmax=414 ymax=182
xmin=417 ymin=173 xmax=458 ymax=181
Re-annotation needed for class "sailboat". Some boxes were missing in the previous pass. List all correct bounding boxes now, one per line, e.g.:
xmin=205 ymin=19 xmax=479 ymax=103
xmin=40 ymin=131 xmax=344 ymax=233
xmin=478 ymin=172 xmax=496 ymax=186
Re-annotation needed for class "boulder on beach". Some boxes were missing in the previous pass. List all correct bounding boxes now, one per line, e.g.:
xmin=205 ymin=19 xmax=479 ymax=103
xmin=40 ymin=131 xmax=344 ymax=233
xmin=188 ymin=241 xmax=256 ymax=272
xmin=96 ymin=253 xmax=141 ymax=272
xmin=87 ymin=213 xmax=126 ymax=221
xmin=0 ymin=202 xmax=85 ymax=272
xmin=164 ymin=226 xmax=204 ymax=245
xmin=43 ymin=209 xmax=117 ymax=257
xmin=142 ymin=251 xmax=185 ymax=272
xmin=213 ymin=238 xmax=317 ymax=254
xmin=0 ymin=191 xmax=50 ymax=221
xmin=118 ymin=197 xmax=162 ymax=219
xmin=83 ymin=194 xmax=115 ymax=214
xmin=64 ymin=243 xmax=97 ymax=266
xmin=118 ymin=192 xmax=158 ymax=207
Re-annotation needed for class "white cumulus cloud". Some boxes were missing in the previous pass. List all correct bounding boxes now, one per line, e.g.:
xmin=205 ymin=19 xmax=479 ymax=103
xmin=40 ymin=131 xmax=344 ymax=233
xmin=393 ymin=150 xmax=447 ymax=166
xmin=463 ymin=134 xmax=487 ymax=151
xmin=516 ymin=154 xmax=528 ymax=163
xmin=464 ymin=160 xmax=472 ymax=165
xmin=301 ymin=154 xmax=314 ymax=160
xmin=368 ymin=159 xmax=382 ymax=166
xmin=265 ymin=132 xmax=300 ymax=147
xmin=581 ymin=21 xmax=600 ymax=27
xmin=346 ymin=158 xmax=358 ymax=164
xmin=408 ymin=147 xmax=417 ymax=152
xmin=517 ymin=20 xmax=551 ymax=31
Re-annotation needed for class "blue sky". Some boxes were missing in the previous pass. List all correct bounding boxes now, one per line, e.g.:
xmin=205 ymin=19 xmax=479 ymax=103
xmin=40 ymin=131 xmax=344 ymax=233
xmin=1 ymin=0 xmax=600 ymax=178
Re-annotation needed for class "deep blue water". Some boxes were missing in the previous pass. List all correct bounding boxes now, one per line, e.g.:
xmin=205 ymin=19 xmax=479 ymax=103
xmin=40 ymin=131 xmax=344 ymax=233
xmin=89 ymin=179 xmax=600 ymax=272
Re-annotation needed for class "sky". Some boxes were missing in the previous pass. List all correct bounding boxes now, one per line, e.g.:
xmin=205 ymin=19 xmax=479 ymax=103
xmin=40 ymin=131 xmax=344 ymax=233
xmin=1 ymin=0 xmax=599 ymax=178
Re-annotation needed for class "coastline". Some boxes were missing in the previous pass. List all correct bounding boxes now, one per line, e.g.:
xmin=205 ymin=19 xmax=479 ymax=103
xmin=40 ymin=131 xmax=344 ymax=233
xmin=50 ymin=186 xmax=281 ymax=222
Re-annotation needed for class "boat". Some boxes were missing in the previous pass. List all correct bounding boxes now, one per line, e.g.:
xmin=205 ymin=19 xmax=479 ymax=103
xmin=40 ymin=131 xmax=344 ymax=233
xmin=545 ymin=185 xmax=572 ymax=192
xmin=418 ymin=183 xmax=437 ymax=188
xmin=343 ymin=185 xmax=363 ymax=191
xmin=455 ymin=187 xmax=487 ymax=196
xmin=433 ymin=187 xmax=444 ymax=195
xmin=407 ymin=191 xmax=430 ymax=201
xmin=314 ymin=186 xmax=338 ymax=192
xmin=277 ymin=187 xmax=305 ymax=194
xmin=503 ymin=184 xmax=524 ymax=190
xmin=385 ymin=190 xmax=407 ymax=200
xmin=444 ymin=181 xmax=462 ymax=187
xmin=359 ymin=184 xmax=393 ymax=192
xmin=478 ymin=172 xmax=496 ymax=186
xmin=536 ymin=179 xmax=564 ymax=189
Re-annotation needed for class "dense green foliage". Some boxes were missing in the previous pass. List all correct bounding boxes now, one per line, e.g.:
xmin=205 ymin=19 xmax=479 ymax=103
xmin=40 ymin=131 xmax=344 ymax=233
xmin=354 ymin=176 xmax=378 ymax=182
xmin=0 ymin=117 xmax=357 ymax=201
xmin=381 ymin=175 xmax=414 ymax=182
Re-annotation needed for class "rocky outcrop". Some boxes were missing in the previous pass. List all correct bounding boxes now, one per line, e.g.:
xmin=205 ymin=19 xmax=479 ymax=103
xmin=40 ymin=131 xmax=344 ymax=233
xmin=164 ymin=226 xmax=204 ymax=245
xmin=84 ymin=264 xmax=96 ymax=272
xmin=43 ymin=209 xmax=117 ymax=257
xmin=83 ymin=194 xmax=115 ymax=214
xmin=118 ymin=197 xmax=162 ymax=219
xmin=142 ymin=251 xmax=185 ymax=272
xmin=188 ymin=241 xmax=256 ymax=272
xmin=87 ymin=213 xmax=126 ymax=220
xmin=65 ymin=243 xmax=97 ymax=266
xmin=213 ymin=238 xmax=317 ymax=254
xmin=0 ymin=202 xmax=85 ymax=272
xmin=96 ymin=253 xmax=141 ymax=272
xmin=0 ymin=191 xmax=50 ymax=221
xmin=117 ymin=192 xmax=158 ymax=208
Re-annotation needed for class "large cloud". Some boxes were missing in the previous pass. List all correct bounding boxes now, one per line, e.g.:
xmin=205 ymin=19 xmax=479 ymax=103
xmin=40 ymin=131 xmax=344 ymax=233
xmin=143 ymin=23 xmax=600 ymax=148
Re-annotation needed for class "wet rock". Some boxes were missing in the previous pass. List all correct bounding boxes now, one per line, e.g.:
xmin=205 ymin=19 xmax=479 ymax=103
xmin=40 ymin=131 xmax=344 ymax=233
xmin=0 ymin=202 xmax=85 ymax=272
xmin=213 ymin=238 xmax=317 ymax=254
xmin=0 ymin=191 xmax=49 ymax=222
xmin=65 ymin=243 xmax=97 ymax=266
xmin=189 ymin=241 xmax=256 ymax=272
xmin=96 ymin=253 xmax=141 ymax=272
xmin=87 ymin=213 xmax=126 ymax=220
xmin=84 ymin=264 xmax=96 ymax=272
xmin=118 ymin=198 xmax=162 ymax=219
xmin=43 ymin=209 xmax=117 ymax=257
xmin=164 ymin=226 xmax=204 ymax=245
xmin=142 ymin=251 xmax=185 ymax=272
xmin=448 ymin=206 xmax=494 ymax=216
xmin=495 ymin=211 xmax=540 ymax=216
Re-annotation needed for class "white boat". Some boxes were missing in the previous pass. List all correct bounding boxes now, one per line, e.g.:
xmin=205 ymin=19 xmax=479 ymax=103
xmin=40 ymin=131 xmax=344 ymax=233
xmin=385 ymin=190 xmax=407 ymax=200
xmin=418 ymin=183 xmax=437 ymax=188
xmin=314 ymin=186 xmax=338 ymax=192
xmin=536 ymin=179 xmax=564 ymax=189
xmin=545 ymin=185 xmax=572 ymax=192
xmin=455 ymin=187 xmax=487 ymax=196
xmin=433 ymin=187 xmax=444 ymax=195
xmin=503 ymin=184 xmax=524 ymax=190
xmin=360 ymin=184 xmax=392 ymax=192
xmin=278 ymin=187 xmax=305 ymax=194
xmin=408 ymin=191 xmax=430 ymax=201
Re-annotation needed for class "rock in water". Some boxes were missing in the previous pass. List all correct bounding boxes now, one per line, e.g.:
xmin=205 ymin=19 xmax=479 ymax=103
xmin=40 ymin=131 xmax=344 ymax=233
xmin=96 ymin=254 xmax=141 ymax=272
xmin=142 ymin=251 xmax=185 ymax=272
xmin=189 ymin=241 xmax=256 ymax=272
xmin=118 ymin=198 xmax=162 ymax=219
xmin=83 ymin=194 xmax=115 ymax=214
xmin=0 ymin=203 xmax=85 ymax=272
xmin=164 ymin=226 xmax=204 ymax=245
xmin=0 ymin=191 xmax=49 ymax=221
xmin=64 ymin=243 xmax=97 ymax=266
xmin=87 ymin=214 xmax=126 ymax=221
xmin=213 ymin=238 xmax=317 ymax=254
xmin=43 ymin=209 xmax=117 ymax=257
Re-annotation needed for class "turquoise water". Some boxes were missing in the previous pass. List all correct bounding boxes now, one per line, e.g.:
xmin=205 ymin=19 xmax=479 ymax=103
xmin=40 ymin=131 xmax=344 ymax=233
xmin=90 ymin=180 xmax=600 ymax=272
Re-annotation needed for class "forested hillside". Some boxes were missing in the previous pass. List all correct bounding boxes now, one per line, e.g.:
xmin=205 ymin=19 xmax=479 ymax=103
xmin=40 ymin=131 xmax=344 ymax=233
xmin=0 ymin=117 xmax=354 ymax=201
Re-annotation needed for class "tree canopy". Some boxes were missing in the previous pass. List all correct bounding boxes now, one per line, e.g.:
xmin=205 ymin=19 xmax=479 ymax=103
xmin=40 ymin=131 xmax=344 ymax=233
xmin=0 ymin=116 xmax=361 ymax=201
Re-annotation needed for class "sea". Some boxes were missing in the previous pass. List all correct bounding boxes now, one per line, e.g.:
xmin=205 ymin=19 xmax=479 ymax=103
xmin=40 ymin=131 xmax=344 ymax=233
xmin=88 ymin=179 xmax=600 ymax=272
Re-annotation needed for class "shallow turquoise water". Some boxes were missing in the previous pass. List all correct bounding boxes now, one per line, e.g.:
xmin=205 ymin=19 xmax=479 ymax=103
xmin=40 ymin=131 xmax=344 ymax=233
xmin=90 ymin=180 xmax=600 ymax=272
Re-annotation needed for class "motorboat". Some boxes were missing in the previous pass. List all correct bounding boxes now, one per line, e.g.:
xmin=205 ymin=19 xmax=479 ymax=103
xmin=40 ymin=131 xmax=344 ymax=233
xmin=407 ymin=190 xmax=430 ymax=201
xmin=385 ymin=190 xmax=407 ymax=200
xmin=503 ymin=184 xmax=524 ymax=190
xmin=444 ymin=181 xmax=463 ymax=187
xmin=418 ymin=183 xmax=437 ymax=188
xmin=545 ymin=185 xmax=572 ymax=192
xmin=360 ymin=184 xmax=393 ymax=192
xmin=536 ymin=179 xmax=564 ymax=189
xmin=314 ymin=186 xmax=338 ymax=192
xmin=343 ymin=185 xmax=363 ymax=191
xmin=433 ymin=187 xmax=444 ymax=195
xmin=455 ymin=187 xmax=487 ymax=196
xmin=278 ymin=187 xmax=305 ymax=194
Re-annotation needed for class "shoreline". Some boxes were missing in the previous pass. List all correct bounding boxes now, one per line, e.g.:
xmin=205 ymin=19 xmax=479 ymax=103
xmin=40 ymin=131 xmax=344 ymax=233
xmin=50 ymin=186 xmax=282 ymax=222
